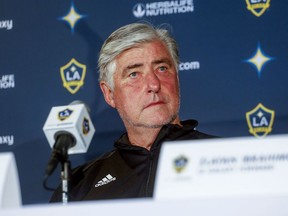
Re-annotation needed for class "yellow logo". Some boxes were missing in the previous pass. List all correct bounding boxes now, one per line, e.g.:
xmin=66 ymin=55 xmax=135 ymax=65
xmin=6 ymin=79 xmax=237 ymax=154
xmin=246 ymin=103 xmax=275 ymax=138
xmin=82 ymin=117 xmax=90 ymax=135
xmin=174 ymin=155 xmax=188 ymax=173
xmin=58 ymin=108 xmax=73 ymax=121
xmin=246 ymin=0 xmax=271 ymax=17
xmin=60 ymin=58 xmax=86 ymax=94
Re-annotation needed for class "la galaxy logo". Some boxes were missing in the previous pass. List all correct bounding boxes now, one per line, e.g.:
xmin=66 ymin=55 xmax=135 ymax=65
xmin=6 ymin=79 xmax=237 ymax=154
xmin=246 ymin=103 xmax=275 ymax=138
xmin=82 ymin=117 xmax=90 ymax=135
xmin=58 ymin=108 xmax=73 ymax=121
xmin=60 ymin=58 xmax=86 ymax=94
xmin=174 ymin=155 xmax=188 ymax=173
xmin=246 ymin=0 xmax=270 ymax=17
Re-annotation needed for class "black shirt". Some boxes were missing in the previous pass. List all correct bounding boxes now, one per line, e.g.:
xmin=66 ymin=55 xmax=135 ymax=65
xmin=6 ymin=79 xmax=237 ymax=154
xmin=50 ymin=119 xmax=215 ymax=202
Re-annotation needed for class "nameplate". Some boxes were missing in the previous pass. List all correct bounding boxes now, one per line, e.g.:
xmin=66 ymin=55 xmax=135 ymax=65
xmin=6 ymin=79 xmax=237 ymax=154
xmin=155 ymin=135 xmax=288 ymax=199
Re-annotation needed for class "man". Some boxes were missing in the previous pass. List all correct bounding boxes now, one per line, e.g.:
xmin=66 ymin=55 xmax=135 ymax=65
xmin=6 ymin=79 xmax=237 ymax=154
xmin=50 ymin=22 xmax=214 ymax=202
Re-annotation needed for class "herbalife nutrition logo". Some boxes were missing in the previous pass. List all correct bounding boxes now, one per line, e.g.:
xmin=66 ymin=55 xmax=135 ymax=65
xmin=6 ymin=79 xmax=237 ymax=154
xmin=133 ymin=0 xmax=194 ymax=18
xmin=0 ymin=74 xmax=15 ymax=89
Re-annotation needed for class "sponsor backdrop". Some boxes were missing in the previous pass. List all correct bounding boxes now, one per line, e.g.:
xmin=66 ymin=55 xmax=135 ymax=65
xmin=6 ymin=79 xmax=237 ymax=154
xmin=0 ymin=0 xmax=287 ymax=205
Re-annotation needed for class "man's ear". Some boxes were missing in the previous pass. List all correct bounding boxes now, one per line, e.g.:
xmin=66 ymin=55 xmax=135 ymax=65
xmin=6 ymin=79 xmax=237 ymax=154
xmin=100 ymin=81 xmax=116 ymax=108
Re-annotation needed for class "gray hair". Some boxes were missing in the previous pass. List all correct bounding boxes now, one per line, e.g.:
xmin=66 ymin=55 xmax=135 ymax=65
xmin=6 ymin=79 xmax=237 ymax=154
xmin=98 ymin=22 xmax=179 ymax=89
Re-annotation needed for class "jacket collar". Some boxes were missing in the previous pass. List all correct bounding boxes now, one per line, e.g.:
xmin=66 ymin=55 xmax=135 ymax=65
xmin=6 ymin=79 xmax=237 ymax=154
xmin=114 ymin=119 xmax=198 ymax=152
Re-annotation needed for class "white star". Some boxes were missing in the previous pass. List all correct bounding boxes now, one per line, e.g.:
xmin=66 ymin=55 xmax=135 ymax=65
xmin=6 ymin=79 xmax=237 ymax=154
xmin=257 ymin=111 xmax=264 ymax=118
xmin=60 ymin=3 xmax=85 ymax=33
xmin=245 ymin=43 xmax=273 ymax=77
xmin=70 ymin=65 xmax=77 ymax=72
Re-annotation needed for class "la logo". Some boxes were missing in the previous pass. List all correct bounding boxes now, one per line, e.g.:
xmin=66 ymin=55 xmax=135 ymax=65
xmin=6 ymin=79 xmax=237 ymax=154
xmin=246 ymin=0 xmax=271 ymax=17
xmin=60 ymin=58 xmax=86 ymax=94
xmin=246 ymin=103 xmax=275 ymax=138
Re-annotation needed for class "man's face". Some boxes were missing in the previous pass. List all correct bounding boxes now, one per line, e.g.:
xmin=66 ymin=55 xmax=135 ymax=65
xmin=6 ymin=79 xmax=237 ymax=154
xmin=101 ymin=40 xmax=180 ymax=129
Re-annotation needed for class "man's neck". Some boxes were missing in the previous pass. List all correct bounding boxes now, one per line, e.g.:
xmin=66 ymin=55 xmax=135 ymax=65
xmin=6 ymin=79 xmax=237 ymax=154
xmin=125 ymin=118 xmax=182 ymax=150
xmin=126 ymin=127 xmax=161 ymax=151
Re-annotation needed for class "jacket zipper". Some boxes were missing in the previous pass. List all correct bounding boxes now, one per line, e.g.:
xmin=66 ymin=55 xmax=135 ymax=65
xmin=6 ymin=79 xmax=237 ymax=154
xmin=145 ymin=152 xmax=154 ymax=197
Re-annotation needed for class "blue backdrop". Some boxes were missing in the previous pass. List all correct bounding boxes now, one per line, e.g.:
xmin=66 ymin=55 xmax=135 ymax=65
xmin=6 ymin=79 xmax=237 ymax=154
xmin=1 ymin=0 xmax=287 ymax=205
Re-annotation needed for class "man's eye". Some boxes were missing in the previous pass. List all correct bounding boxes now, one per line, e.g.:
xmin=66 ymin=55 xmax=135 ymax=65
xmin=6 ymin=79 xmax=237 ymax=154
xmin=158 ymin=66 xmax=168 ymax=72
xmin=129 ymin=72 xmax=138 ymax=78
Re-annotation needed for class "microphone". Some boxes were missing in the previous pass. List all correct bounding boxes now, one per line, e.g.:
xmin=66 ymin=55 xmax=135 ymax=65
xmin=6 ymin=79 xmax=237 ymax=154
xmin=43 ymin=101 xmax=95 ymax=177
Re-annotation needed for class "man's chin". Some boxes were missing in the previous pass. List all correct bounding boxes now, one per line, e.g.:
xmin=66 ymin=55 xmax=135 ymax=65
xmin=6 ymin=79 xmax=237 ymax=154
xmin=133 ymin=115 xmax=178 ymax=128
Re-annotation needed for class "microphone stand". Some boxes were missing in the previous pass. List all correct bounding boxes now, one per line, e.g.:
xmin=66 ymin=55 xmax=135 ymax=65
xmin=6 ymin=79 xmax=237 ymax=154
xmin=43 ymin=132 xmax=75 ymax=204
xmin=60 ymin=155 xmax=71 ymax=205
xmin=56 ymin=133 xmax=74 ymax=205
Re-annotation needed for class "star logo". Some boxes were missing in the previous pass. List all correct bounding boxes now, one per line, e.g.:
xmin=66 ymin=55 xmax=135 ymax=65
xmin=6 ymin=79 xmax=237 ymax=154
xmin=60 ymin=2 xmax=86 ymax=33
xmin=244 ymin=43 xmax=274 ymax=78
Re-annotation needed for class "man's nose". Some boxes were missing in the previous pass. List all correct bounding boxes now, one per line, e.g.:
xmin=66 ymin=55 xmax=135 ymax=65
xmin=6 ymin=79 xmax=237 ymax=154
xmin=146 ymin=72 xmax=161 ymax=93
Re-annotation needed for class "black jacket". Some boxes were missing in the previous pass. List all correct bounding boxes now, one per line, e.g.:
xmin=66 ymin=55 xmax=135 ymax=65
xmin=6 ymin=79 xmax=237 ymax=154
xmin=50 ymin=119 xmax=214 ymax=202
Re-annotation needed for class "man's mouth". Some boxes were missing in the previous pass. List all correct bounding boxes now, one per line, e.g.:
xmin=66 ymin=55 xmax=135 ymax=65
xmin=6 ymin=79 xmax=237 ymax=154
xmin=144 ymin=101 xmax=165 ymax=109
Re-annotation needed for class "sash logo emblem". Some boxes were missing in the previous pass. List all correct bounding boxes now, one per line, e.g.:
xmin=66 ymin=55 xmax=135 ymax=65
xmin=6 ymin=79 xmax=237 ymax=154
xmin=246 ymin=0 xmax=270 ymax=17
xmin=58 ymin=108 xmax=73 ymax=121
xmin=60 ymin=58 xmax=86 ymax=94
xmin=82 ymin=117 xmax=90 ymax=135
xmin=246 ymin=103 xmax=275 ymax=138
xmin=174 ymin=155 xmax=188 ymax=173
